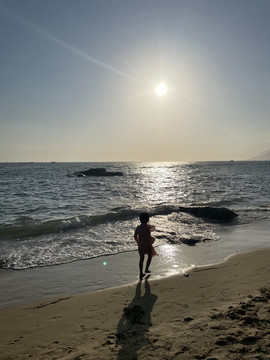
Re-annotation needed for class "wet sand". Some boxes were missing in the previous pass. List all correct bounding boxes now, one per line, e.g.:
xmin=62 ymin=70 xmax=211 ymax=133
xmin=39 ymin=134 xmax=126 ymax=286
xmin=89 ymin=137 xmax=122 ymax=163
xmin=1 ymin=220 xmax=270 ymax=310
xmin=1 ymin=248 xmax=270 ymax=360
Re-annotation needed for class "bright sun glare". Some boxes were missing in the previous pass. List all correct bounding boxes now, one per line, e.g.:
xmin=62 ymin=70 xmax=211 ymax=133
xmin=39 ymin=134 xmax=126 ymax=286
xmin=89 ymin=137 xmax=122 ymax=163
xmin=155 ymin=82 xmax=167 ymax=97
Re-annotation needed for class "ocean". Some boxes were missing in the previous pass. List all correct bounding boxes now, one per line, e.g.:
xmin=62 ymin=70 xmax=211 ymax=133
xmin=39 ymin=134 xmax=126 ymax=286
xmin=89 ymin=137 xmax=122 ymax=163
xmin=0 ymin=161 xmax=269 ymax=271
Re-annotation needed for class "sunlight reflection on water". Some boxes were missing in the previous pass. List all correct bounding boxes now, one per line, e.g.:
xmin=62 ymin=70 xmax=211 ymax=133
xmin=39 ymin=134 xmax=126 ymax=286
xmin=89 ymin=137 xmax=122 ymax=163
xmin=153 ymin=243 xmax=195 ymax=278
xmin=137 ymin=162 xmax=187 ymax=205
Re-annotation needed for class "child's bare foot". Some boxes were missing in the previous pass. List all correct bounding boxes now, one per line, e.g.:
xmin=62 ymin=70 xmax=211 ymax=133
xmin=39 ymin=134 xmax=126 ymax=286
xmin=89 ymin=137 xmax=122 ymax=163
xmin=140 ymin=273 xmax=145 ymax=280
xmin=145 ymin=269 xmax=151 ymax=273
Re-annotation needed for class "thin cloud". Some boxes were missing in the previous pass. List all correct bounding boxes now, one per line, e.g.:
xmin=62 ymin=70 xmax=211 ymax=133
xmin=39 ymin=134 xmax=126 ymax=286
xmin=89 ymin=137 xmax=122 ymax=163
xmin=1 ymin=5 xmax=137 ymax=82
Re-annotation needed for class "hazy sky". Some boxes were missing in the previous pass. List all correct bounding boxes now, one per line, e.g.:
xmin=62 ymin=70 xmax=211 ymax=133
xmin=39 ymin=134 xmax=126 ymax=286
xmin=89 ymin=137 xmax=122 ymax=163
xmin=1 ymin=0 xmax=270 ymax=162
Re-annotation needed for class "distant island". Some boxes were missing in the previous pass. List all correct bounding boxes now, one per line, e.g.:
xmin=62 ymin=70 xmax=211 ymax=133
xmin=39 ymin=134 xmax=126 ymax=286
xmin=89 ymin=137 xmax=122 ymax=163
xmin=250 ymin=148 xmax=270 ymax=161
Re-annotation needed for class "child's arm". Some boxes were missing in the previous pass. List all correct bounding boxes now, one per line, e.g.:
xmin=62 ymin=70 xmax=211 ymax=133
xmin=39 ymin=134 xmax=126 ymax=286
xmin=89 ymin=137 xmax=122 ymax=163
xmin=149 ymin=225 xmax=156 ymax=232
xmin=134 ymin=228 xmax=139 ymax=243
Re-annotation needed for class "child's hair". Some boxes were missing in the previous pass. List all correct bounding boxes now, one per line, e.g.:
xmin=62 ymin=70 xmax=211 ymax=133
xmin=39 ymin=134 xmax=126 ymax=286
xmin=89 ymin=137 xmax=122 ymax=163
xmin=140 ymin=212 xmax=149 ymax=224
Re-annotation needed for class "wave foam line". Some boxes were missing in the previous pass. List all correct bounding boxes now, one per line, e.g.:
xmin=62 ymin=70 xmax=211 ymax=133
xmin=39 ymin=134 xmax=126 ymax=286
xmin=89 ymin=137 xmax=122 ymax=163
xmin=0 ymin=205 xmax=180 ymax=240
xmin=0 ymin=209 xmax=140 ymax=240
xmin=1 ymin=204 xmax=260 ymax=241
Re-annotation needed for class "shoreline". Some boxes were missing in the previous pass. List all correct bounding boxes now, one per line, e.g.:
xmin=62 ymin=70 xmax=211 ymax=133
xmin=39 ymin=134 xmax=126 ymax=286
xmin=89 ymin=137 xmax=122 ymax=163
xmin=1 ymin=219 xmax=270 ymax=310
xmin=1 ymin=247 xmax=270 ymax=359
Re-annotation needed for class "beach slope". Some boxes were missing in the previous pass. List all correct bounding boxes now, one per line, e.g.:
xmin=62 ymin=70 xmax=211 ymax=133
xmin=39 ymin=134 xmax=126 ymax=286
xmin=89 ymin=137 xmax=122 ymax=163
xmin=1 ymin=248 xmax=270 ymax=360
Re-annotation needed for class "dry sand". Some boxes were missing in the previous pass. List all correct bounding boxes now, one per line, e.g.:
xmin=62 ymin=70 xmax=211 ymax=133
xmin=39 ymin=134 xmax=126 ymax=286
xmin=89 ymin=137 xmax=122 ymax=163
xmin=1 ymin=248 xmax=270 ymax=360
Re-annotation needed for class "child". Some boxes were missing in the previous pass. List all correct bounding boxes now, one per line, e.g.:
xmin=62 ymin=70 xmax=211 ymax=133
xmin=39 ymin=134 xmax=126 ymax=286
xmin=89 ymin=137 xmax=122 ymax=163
xmin=134 ymin=213 xmax=157 ymax=280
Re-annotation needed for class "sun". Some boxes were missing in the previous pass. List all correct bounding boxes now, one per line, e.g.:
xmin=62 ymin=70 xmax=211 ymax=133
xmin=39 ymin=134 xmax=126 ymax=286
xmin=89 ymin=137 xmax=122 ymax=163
xmin=155 ymin=82 xmax=167 ymax=97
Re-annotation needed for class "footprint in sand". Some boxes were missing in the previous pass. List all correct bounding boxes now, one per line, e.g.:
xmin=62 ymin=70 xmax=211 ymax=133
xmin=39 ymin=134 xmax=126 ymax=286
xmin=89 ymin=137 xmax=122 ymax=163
xmin=9 ymin=336 xmax=23 ymax=344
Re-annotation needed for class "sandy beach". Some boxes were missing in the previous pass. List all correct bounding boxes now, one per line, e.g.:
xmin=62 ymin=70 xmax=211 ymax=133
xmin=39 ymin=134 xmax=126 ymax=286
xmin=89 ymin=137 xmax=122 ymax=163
xmin=1 ymin=247 xmax=270 ymax=360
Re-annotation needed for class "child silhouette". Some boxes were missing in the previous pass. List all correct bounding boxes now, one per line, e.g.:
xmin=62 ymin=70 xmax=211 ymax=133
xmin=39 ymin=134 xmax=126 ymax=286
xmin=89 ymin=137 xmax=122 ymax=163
xmin=134 ymin=213 xmax=157 ymax=280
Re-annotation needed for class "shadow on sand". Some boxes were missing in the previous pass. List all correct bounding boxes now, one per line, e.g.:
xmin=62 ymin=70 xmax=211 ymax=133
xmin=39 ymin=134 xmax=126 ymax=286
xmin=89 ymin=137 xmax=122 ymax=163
xmin=116 ymin=278 xmax=157 ymax=360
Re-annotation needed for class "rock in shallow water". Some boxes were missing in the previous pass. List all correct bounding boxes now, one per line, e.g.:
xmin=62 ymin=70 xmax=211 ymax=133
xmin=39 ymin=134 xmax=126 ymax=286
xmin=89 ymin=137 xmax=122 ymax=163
xmin=71 ymin=168 xmax=124 ymax=177
xmin=179 ymin=206 xmax=238 ymax=222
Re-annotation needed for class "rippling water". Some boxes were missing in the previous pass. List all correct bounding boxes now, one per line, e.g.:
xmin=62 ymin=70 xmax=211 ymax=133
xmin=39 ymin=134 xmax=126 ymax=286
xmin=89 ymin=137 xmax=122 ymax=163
xmin=0 ymin=161 xmax=269 ymax=269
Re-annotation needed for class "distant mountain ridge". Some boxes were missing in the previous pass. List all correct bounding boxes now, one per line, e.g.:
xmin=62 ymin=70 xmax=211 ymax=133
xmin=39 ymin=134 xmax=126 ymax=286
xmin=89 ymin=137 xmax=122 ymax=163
xmin=250 ymin=149 xmax=270 ymax=160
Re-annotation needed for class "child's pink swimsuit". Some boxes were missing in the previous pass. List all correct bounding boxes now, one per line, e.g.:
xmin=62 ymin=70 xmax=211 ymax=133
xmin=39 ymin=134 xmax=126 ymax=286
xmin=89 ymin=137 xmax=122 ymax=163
xmin=134 ymin=224 xmax=157 ymax=257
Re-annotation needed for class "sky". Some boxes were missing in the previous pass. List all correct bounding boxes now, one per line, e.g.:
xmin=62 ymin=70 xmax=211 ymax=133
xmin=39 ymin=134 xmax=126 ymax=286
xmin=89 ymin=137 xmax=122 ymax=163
xmin=0 ymin=0 xmax=270 ymax=162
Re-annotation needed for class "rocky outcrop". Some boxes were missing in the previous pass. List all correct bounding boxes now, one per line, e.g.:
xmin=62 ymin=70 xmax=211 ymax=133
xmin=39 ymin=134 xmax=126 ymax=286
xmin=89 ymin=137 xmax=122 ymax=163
xmin=180 ymin=238 xmax=202 ymax=246
xmin=71 ymin=168 xmax=124 ymax=177
xmin=179 ymin=206 xmax=238 ymax=222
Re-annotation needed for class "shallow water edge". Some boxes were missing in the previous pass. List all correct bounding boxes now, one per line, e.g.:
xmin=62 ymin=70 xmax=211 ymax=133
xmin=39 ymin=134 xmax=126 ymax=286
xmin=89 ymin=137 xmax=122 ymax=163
xmin=0 ymin=219 xmax=269 ymax=309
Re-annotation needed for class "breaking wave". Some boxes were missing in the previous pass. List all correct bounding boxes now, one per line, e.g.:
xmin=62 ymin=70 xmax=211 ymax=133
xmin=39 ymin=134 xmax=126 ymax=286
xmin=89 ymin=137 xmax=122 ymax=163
xmin=1 ymin=204 xmax=269 ymax=241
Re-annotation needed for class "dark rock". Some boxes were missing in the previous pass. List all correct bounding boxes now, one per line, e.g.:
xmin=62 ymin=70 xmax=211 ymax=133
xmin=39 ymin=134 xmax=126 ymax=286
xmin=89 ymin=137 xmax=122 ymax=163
xmin=180 ymin=238 xmax=201 ymax=246
xmin=72 ymin=168 xmax=124 ymax=177
xmin=179 ymin=206 xmax=238 ymax=222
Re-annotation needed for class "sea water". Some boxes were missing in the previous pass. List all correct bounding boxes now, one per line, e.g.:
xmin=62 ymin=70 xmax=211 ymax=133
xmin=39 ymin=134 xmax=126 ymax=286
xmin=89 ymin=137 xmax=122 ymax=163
xmin=0 ymin=161 xmax=269 ymax=270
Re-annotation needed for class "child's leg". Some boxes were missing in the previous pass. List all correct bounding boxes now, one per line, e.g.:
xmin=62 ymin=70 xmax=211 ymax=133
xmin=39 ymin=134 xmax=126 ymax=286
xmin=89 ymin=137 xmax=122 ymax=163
xmin=139 ymin=254 xmax=145 ymax=278
xmin=145 ymin=255 xmax=152 ymax=273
